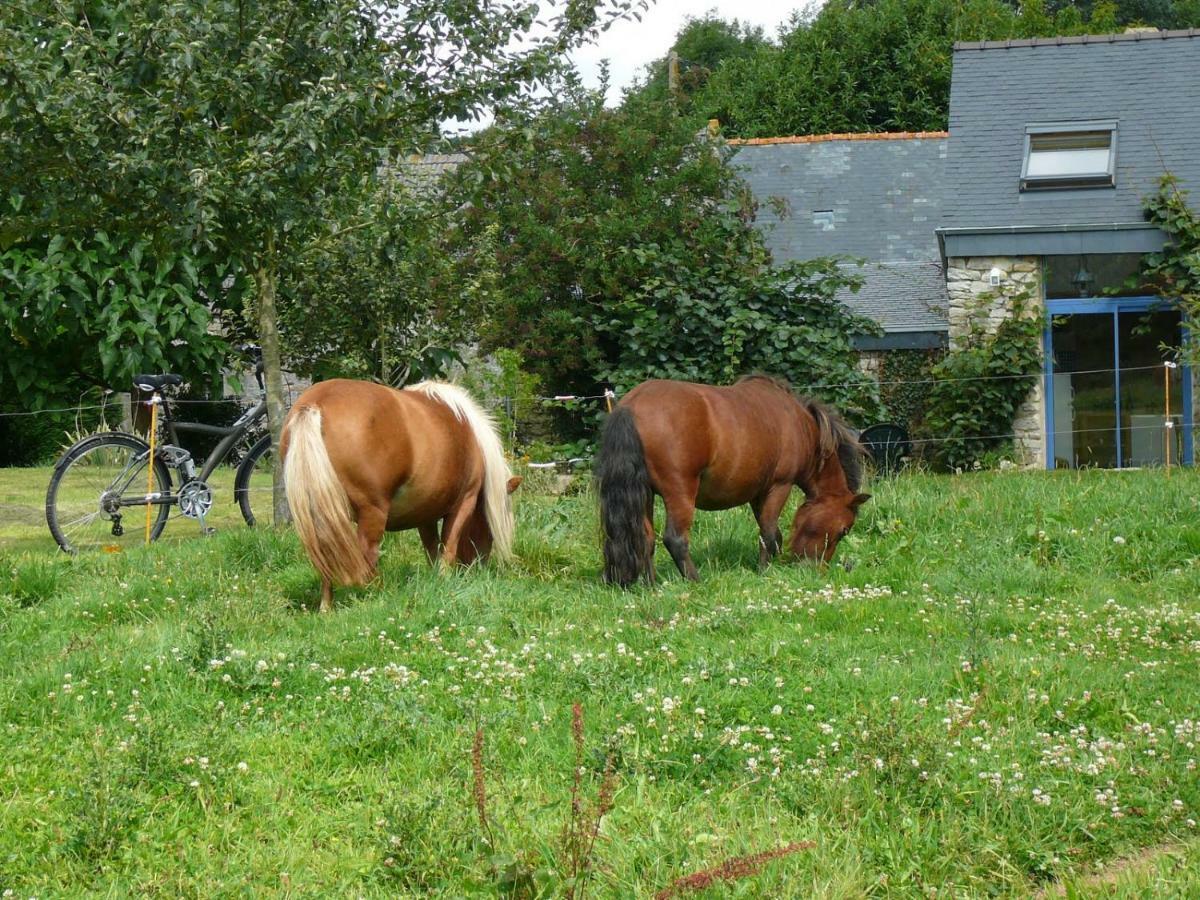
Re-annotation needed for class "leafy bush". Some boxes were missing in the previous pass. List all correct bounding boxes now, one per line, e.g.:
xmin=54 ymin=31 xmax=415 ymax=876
xmin=449 ymin=80 xmax=881 ymax=426
xmin=923 ymin=292 xmax=1042 ymax=471
xmin=0 ymin=400 xmax=110 ymax=466
xmin=603 ymin=250 xmax=883 ymax=422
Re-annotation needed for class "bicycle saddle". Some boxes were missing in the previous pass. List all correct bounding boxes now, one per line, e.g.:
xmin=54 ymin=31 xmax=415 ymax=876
xmin=133 ymin=374 xmax=184 ymax=392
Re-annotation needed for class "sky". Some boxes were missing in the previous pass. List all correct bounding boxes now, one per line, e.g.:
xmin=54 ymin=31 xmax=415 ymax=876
xmin=571 ymin=1 xmax=800 ymax=104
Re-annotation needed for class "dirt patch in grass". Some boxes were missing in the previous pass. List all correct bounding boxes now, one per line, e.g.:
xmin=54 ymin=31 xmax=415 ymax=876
xmin=1038 ymin=842 xmax=1195 ymax=897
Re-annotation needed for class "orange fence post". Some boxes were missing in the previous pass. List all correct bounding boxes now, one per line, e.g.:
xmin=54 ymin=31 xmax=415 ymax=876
xmin=145 ymin=395 xmax=159 ymax=543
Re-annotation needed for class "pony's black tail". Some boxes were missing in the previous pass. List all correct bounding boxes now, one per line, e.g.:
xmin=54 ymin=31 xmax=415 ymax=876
xmin=596 ymin=406 xmax=652 ymax=587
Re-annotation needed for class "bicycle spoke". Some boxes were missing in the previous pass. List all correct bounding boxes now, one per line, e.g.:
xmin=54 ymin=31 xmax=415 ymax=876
xmin=47 ymin=436 xmax=171 ymax=552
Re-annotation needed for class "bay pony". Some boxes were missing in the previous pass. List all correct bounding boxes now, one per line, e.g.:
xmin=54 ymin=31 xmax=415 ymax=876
xmin=596 ymin=376 xmax=869 ymax=586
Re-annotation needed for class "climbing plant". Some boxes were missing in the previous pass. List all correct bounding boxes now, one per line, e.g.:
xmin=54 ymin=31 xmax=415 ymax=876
xmin=878 ymin=348 xmax=945 ymax=437
xmin=923 ymin=292 xmax=1043 ymax=471
xmin=1134 ymin=173 xmax=1200 ymax=363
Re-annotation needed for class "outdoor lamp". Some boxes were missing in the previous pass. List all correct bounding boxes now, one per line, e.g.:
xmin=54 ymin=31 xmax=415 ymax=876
xmin=1072 ymin=256 xmax=1094 ymax=298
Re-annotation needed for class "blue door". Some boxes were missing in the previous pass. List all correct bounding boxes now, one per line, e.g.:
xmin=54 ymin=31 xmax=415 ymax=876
xmin=1043 ymin=297 xmax=1193 ymax=469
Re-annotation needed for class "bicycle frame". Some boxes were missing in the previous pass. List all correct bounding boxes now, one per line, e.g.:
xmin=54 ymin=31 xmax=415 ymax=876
xmin=165 ymin=398 xmax=268 ymax=482
xmin=109 ymin=396 xmax=268 ymax=512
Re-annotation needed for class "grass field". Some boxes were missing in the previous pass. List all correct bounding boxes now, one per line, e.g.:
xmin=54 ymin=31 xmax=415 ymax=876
xmin=2 ymin=465 xmax=1200 ymax=897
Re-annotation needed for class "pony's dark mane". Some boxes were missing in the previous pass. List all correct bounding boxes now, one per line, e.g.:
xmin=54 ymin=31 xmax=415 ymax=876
xmin=734 ymin=374 xmax=865 ymax=492
xmin=805 ymin=399 xmax=865 ymax=492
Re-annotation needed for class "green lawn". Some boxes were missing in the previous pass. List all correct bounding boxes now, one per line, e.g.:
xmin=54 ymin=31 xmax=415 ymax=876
xmin=2 ymin=466 xmax=1200 ymax=897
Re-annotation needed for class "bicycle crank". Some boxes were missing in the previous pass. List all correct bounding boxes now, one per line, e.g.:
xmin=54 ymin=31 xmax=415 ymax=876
xmin=179 ymin=480 xmax=214 ymax=520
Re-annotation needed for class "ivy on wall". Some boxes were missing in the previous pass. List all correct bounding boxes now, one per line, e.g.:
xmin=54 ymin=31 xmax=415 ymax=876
xmin=923 ymin=291 xmax=1043 ymax=471
xmin=878 ymin=348 xmax=945 ymax=438
xmin=1135 ymin=174 xmax=1200 ymax=363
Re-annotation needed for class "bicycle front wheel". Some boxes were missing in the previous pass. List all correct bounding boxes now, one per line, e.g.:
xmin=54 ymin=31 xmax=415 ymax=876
xmin=234 ymin=434 xmax=284 ymax=527
xmin=46 ymin=433 xmax=172 ymax=553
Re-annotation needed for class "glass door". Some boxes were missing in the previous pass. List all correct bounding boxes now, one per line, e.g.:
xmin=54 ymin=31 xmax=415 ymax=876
xmin=1118 ymin=309 xmax=1185 ymax=467
xmin=1045 ymin=298 xmax=1192 ymax=469
xmin=1049 ymin=311 xmax=1118 ymax=468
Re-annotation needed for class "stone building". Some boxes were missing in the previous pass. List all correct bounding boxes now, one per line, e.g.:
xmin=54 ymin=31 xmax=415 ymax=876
xmin=730 ymin=132 xmax=950 ymax=365
xmin=939 ymin=29 xmax=1200 ymax=468
xmin=735 ymin=28 xmax=1200 ymax=468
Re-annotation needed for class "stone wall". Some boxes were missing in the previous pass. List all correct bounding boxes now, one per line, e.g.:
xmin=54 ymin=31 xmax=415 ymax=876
xmin=946 ymin=256 xmax=1045 ymax=467
xmin=856 ymin=350 xmax=886 ymax=381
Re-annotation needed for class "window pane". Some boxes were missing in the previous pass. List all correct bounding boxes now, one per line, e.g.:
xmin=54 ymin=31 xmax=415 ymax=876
xmin=1031 ymin=132 xmax=1111 ymax=152
xmin=1051 ymin=313 xmax=1118 ymax=468
xmin=1026 ymin=131 xmax=1111 ymax=177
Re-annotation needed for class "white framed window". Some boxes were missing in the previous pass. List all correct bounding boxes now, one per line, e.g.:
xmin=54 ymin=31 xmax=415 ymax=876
xmin=1021 ymin=121 xmax=1117 ymax=191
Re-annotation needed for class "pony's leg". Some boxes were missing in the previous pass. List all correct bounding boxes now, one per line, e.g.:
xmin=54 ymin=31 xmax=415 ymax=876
xmin=660 ymin=480 xmax=700 ymax=581
xmin=751 ymin=484 xmax=791 ymax=571
xmin=439 ymin=494 xmax=479 ymax=567
xmin=417 ymin=523 xmax=440 ymax=565
xmin=356 ymin=504 xmax=388 ymax=580
xmin=320 ymin=577 xmax=334 ymax=614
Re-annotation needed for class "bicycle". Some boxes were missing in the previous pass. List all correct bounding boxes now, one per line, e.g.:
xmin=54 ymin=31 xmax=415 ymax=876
xmin=46 ymin=355 xmax=278 ymax=553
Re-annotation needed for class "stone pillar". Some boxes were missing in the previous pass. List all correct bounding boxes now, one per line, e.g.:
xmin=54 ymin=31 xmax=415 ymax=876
xmin=945 ymin=256 xmax=1045 ymax=467
xmin=857 ymin=350 xmax=886 ymax=381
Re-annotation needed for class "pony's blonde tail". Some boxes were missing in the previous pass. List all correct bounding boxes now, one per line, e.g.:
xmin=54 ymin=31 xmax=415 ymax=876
xmin=408 ymin=382 xmax=515 ymax=562
xmin=282 ymin=405 xmax=372 ymax=586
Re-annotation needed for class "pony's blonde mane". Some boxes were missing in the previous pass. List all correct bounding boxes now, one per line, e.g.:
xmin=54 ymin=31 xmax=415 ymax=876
xmin=406 ymin=381 xmax=515 ymax=561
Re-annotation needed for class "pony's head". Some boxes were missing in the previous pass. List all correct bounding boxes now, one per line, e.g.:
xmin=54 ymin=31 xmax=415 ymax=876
xmin=458 ymin=476 xmax=523 ymax=564
xmin=789 ymin=491 xmax=871 ymax=562
xmin=789 ymin=399 xmax=870 ymax=562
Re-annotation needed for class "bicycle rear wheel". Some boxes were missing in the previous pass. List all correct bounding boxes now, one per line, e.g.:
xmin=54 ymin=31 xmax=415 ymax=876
xmin=234 ymin=434 xmax=284 ymax=527
xmin=46 ymin=433 xmax=172 ymax=553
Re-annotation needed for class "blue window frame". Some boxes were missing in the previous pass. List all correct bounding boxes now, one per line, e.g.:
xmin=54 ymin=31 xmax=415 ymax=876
xmin=1043 ymin=295 xmax=1193 ymax=469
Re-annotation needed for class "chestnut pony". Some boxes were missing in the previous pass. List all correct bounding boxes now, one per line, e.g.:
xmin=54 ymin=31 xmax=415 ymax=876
xmin=596 ymin=376 xmax=869 ymax=586
xmin=281 ymin=379 xmax=520 ymax=611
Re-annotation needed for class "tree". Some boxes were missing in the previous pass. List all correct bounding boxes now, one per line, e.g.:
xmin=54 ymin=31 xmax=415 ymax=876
xmin=447 ymin=79 xmax=882 ymax=424
xmin=1 ymin=0 xmax=640 ymax=521
xmin=627 ymin=13 xmax=766 ymax=108
xmin=278 ymin=179 xmax=494 ymax=388
xmin=690 ymin=0 xmax=1196 ymax=138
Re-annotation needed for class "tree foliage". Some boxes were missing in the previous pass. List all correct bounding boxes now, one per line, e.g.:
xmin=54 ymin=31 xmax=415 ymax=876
xmin=2 ymin=0 xmax=639 ymax=515
xmin=687 ymin=0 xmax=1195 ymax=138
xmin=278 ymin=183 xmax=492 ymax=387
xmin=448 ymin=79 xmax=882 ymax=422
xmin=628 ymin=13 xmax=767 ymax=109
xmin=0 ymin=230 xmax=236 ymax=408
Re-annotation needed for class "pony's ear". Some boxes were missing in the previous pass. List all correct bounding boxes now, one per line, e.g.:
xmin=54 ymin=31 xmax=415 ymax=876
xmin=506 ymin=476 xmax=523 ymax=494
xmin=850 ymin=492 xmax=872 ymax=509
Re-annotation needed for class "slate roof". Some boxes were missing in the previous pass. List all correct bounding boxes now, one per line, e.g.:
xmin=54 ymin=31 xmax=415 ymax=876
xmin=836 ymin=261 xmax=949 ymax=333
xmin=942 ymin=30 xmax=1200 ymax=245
xmin=730 ymin=134 xmax=949 ymax=334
